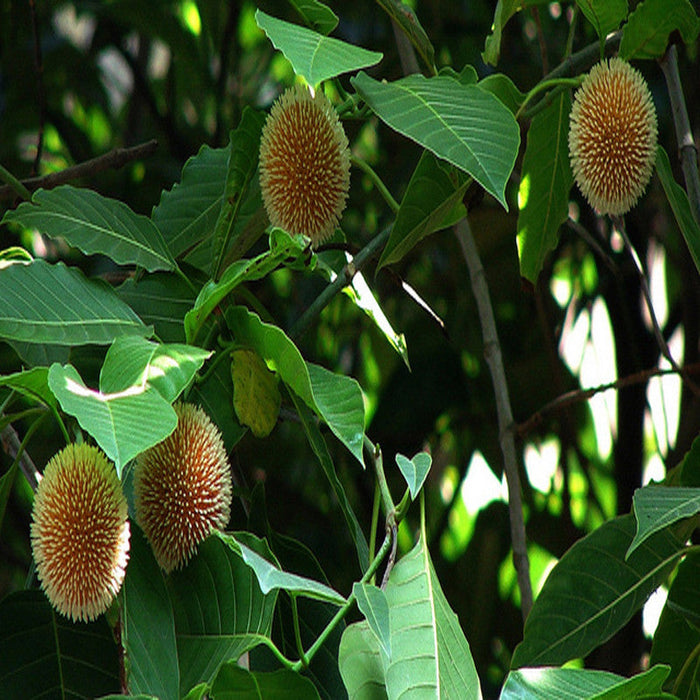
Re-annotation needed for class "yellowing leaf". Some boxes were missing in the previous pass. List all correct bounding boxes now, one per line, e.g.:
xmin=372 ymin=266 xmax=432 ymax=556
xmin=231 ymin=349 xmax=281 ymax=438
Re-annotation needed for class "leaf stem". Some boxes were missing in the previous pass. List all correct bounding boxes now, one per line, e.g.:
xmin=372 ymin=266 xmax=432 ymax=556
xmin=290 ymin=594 xmax=309 ymax=667
xmin=369 ymin=480 xmax=381 ymax=585
xmin=515 ymin=77 xmax=581 ymax=121
xmin=350 ymin=155 xmax=400 ymax=214
xmin=0 ymin=163 xmax=33 ymax=201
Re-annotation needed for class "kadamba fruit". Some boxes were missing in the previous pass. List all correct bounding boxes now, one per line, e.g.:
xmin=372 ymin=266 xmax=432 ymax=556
xmin=259 ymin=83 xmax=351 ymax=246
xmin=30 ymin=443 xmax=130 ymax=622
xmin=569 ymin=57 xmax=657 ymax=216
xmin=134 ymin=403 xmax=232 ymax=573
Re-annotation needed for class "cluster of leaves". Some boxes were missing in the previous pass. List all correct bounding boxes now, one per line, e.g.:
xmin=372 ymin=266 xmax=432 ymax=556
xmin=1 ymin=0 xmax=700 ymax=698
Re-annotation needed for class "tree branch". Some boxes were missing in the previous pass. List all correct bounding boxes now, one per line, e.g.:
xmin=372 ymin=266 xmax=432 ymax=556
xmin=0 ymin=140 xmax=158 ymax=202
xmin=454 ymin=217 xmax=533 ymax=621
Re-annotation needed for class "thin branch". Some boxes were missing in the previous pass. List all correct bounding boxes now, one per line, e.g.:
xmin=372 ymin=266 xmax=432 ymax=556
xmin=517 ymin=361 xmax=700 ymax=437
xmin=29 ymin=0 xmax=46 ymax=174
xmin=659 ymin=44 xmax=700 ymax=227
xmin=454 ymin=217 xmax=533 ymax=620
xmin=1 ymin=424 xmax=40 ymax=492
xmin=0 ymin=140 xmax=159 ymax=201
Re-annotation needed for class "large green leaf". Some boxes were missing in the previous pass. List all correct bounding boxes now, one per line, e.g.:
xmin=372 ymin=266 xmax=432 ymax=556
xmin=211 ymin=107 xmax=266 ymax=280
xmin=0 ymin=366 xmax=56 ymax=408
xmin=255 ymin=10 xmax=382 ymax=85
xmin=482 ymin=1 xmax=551 ymax=66
xmin=517 ymin=91 xmax=573 ymax=282
xmin=575 ymin=0 xmax=628 ymax=40
xmin=650 ymin=551 xmax=700 ymax=698
xmin=500 ymin=665 xmax=671 ymax=700
xmin=655 ymin=145 xmax=700 ymax=277
xmin=48 ymin=363 xmax=176 ymax=476
xmin=0 ymin=590 xmax=120 ymax=699
xmin=288 ymin=389 xmax=370 ymax=571
xmin=378 ymin=151 xmax=469 ymax=270
xmin=210 ymin=663 xmax=321 ymax=699
xmin=167 ymin=533 xmax=278 ymax=692
xmin=2 ymin=186 xmax=175 ymax=272
xmin=351 ymin=72 xmax=519 ymax=209
xmin=151 ymin=143 xmax=230 ymax=259
xmin=226 ymin=306 xmax=366 ymax=466
xmin=619 ymin=0 xmax=700 ymax=60
xmin=511 ymin=514 xmax=686 ymax=667
xmin=628 ymin=485 xmax=700 ymax=557
xmin=339 ymin=519 xmax=481 ymax=699
xmin=0 ymin=259 xmax=150 ymax=345
xmin=122 ymin=525 xmax=179 ymax=700
xmin=288 ymin=0 xmax=338 ymax=34
xmin=219 ymin=531 xmax=346 ymax=605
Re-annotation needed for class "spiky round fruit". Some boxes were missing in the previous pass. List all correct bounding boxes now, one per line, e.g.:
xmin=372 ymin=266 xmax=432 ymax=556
xmin=259 ymin=84 xmax=351 ymax=246
xmin=30 ymin=443 xmax=130 ymax=622
xmin=134 ymin=403 xmax=232 ymax=573
xmin=569 ymin=57 xmax=657 ymax=216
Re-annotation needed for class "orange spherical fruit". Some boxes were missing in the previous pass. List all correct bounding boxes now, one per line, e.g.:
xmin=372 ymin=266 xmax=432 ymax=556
xmin=30 ymin=443 xmax=130 ymax=622
xmin=134 ymin=403 xmax=232 ymax=573
xmin=259 ymin=84 xmax=351 ymax=246
xmin=569 ymin=57 xmax=657 ymax=216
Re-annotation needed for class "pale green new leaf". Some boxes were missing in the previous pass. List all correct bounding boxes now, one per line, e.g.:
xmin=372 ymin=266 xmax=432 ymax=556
xmin=48 ymin=363 xmax=176 ymax=476
xmin=0 ymin=259 xmax=150 ymax=345
xmin=219 ymin=531 xmax=346 ymax=605
xmin=500 ymin=665 xmax=671 ymax=700
xmin=288 ymin=0 xmax=338 ymax=34
xmin=511 ymin=514 xmax=686 ymax=667
xmin=396 ymin=451 xmax=432 ymax=500
xmin=517 ymin=91 xmax=573 ymax=282
xmin=255 ymin=10 xmax=382 ymax=85
xmin=353 ymin=583 xmax=391 ymax=657
xmin=575 ymin=0 xmax=628 ymax=40
xmin=655 ymin=144 xmax=700 ymax=276
xmin=2 ymin=186 xmax=175 ymax=272
xmin=378 ymin=151 xmax=469 ymax=270
xmin=338 ymin=622 xmax=387 ymax=700
xmin=628 ymin=485 xmax=700 ymax=558
xmin=352 ymin=72 xmax=519 ymax=209
xmin=620 ymin=0 xmax=700 ymax=60
xmin=152 ymin=143 xmax=230 ymax=259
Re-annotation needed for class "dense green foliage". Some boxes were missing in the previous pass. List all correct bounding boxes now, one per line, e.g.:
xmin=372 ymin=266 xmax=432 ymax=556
xmin=1 ymin=1 xmax=700 ymax=698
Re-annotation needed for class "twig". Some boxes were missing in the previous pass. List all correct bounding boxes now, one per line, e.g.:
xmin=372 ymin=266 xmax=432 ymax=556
xmin=530 ymin=6 xmax=549 ymax=76
xmin=391 ymin=18 xmax=420 ymax=75
xmin=1 ymin=424 xmax=40 ymax=491
xmin=29 ymin=0 xmax=46 ymax=174
xmin=659 ymin=45 xmax=700 ymax=227
xmin=454 ymin=217 xmax=533 ymax=620
xmin=613 ymin=216 xmax=700 ymax=397
xmin=0 ymin=140 xmax=159 ymax=201
xmin=517 ymin=361 xmax=700 ymax=437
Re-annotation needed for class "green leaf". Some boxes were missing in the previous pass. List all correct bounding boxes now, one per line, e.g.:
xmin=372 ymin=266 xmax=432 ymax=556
xmin=575 ymin=0 xmax=628 ymax=40
xmin=255 ymin=10 xmax=382 ymax=85
xmin=287 ymin=389 xmax=370 ymax=572
xmin=211 ymin=107 xmax=266 ymax=280
xmin=226 ymin=305 xmax=366 ymax=466
xmin=219 ymin=531 xmax=346 ymax=605
xmin=353 ymin=583 xmax=391 ymax=657
xmin=210 ymin=663 xmax=321 ymax=699
xmin=48 ymin=363 xmax=176 ymax=476
xmin=500 ymin=665 xmax=671 ymax=700
xmin=511 ymin=514 xmax=687 ymax=668
xmin=375 ymin=0 xmax=435 ymax=73
xmin=0 ymin=366 xmax=56 ymax=408
xmin=116 ymin=272 xmax=197 ymax=344
xmin=0 ymin=462 xmax=18 ymax=532
xmin=167 ymin=533 xmax=278 ymax=691
xmin=231 ymin=349 xmax=281 ymax=438
xmin=99 ymin=336 xmax=211 ymax=403
xmin=186 ymin=229 xmax=308 ymax=343
xmin=152 ymin=143 xmax=230 ymax=259
xmin=628 ymin=485 xmax=700 ymax=558
xmin=378 ymin=151 xmax=469 ymax=270
xmin=122 ymin=525 xmax=179 ymax=700
xmin=650 ymin=551 xmax=700 ymax=697
xmin=655 ymin=144 xmax=700 ymax=277
xmin=288 ymin=0 xmax=338 ymax=34
xmin=478 ymin=73 xmax=526 ymax=115
xmin=482 ymin=1 xmax=550 ymax=66
xmin=620 ymin=0 xmax=700 ymax=60
xmin=338 ymin=621 xmax=387 ymax=700
xmin=0 ymin=259 xmax=150 ymax=345
xmin=351 ymin=72 xmax=520 ymax=209
xmin=2 ymin=186 xmax=175 ymax=272
xmin=0 ymin=590 xmax=120 ymax=699
xmin=395 ymin=451 xmax=432 ymax=500
xmin=517 ymin=91 xmax=573 ymax=282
